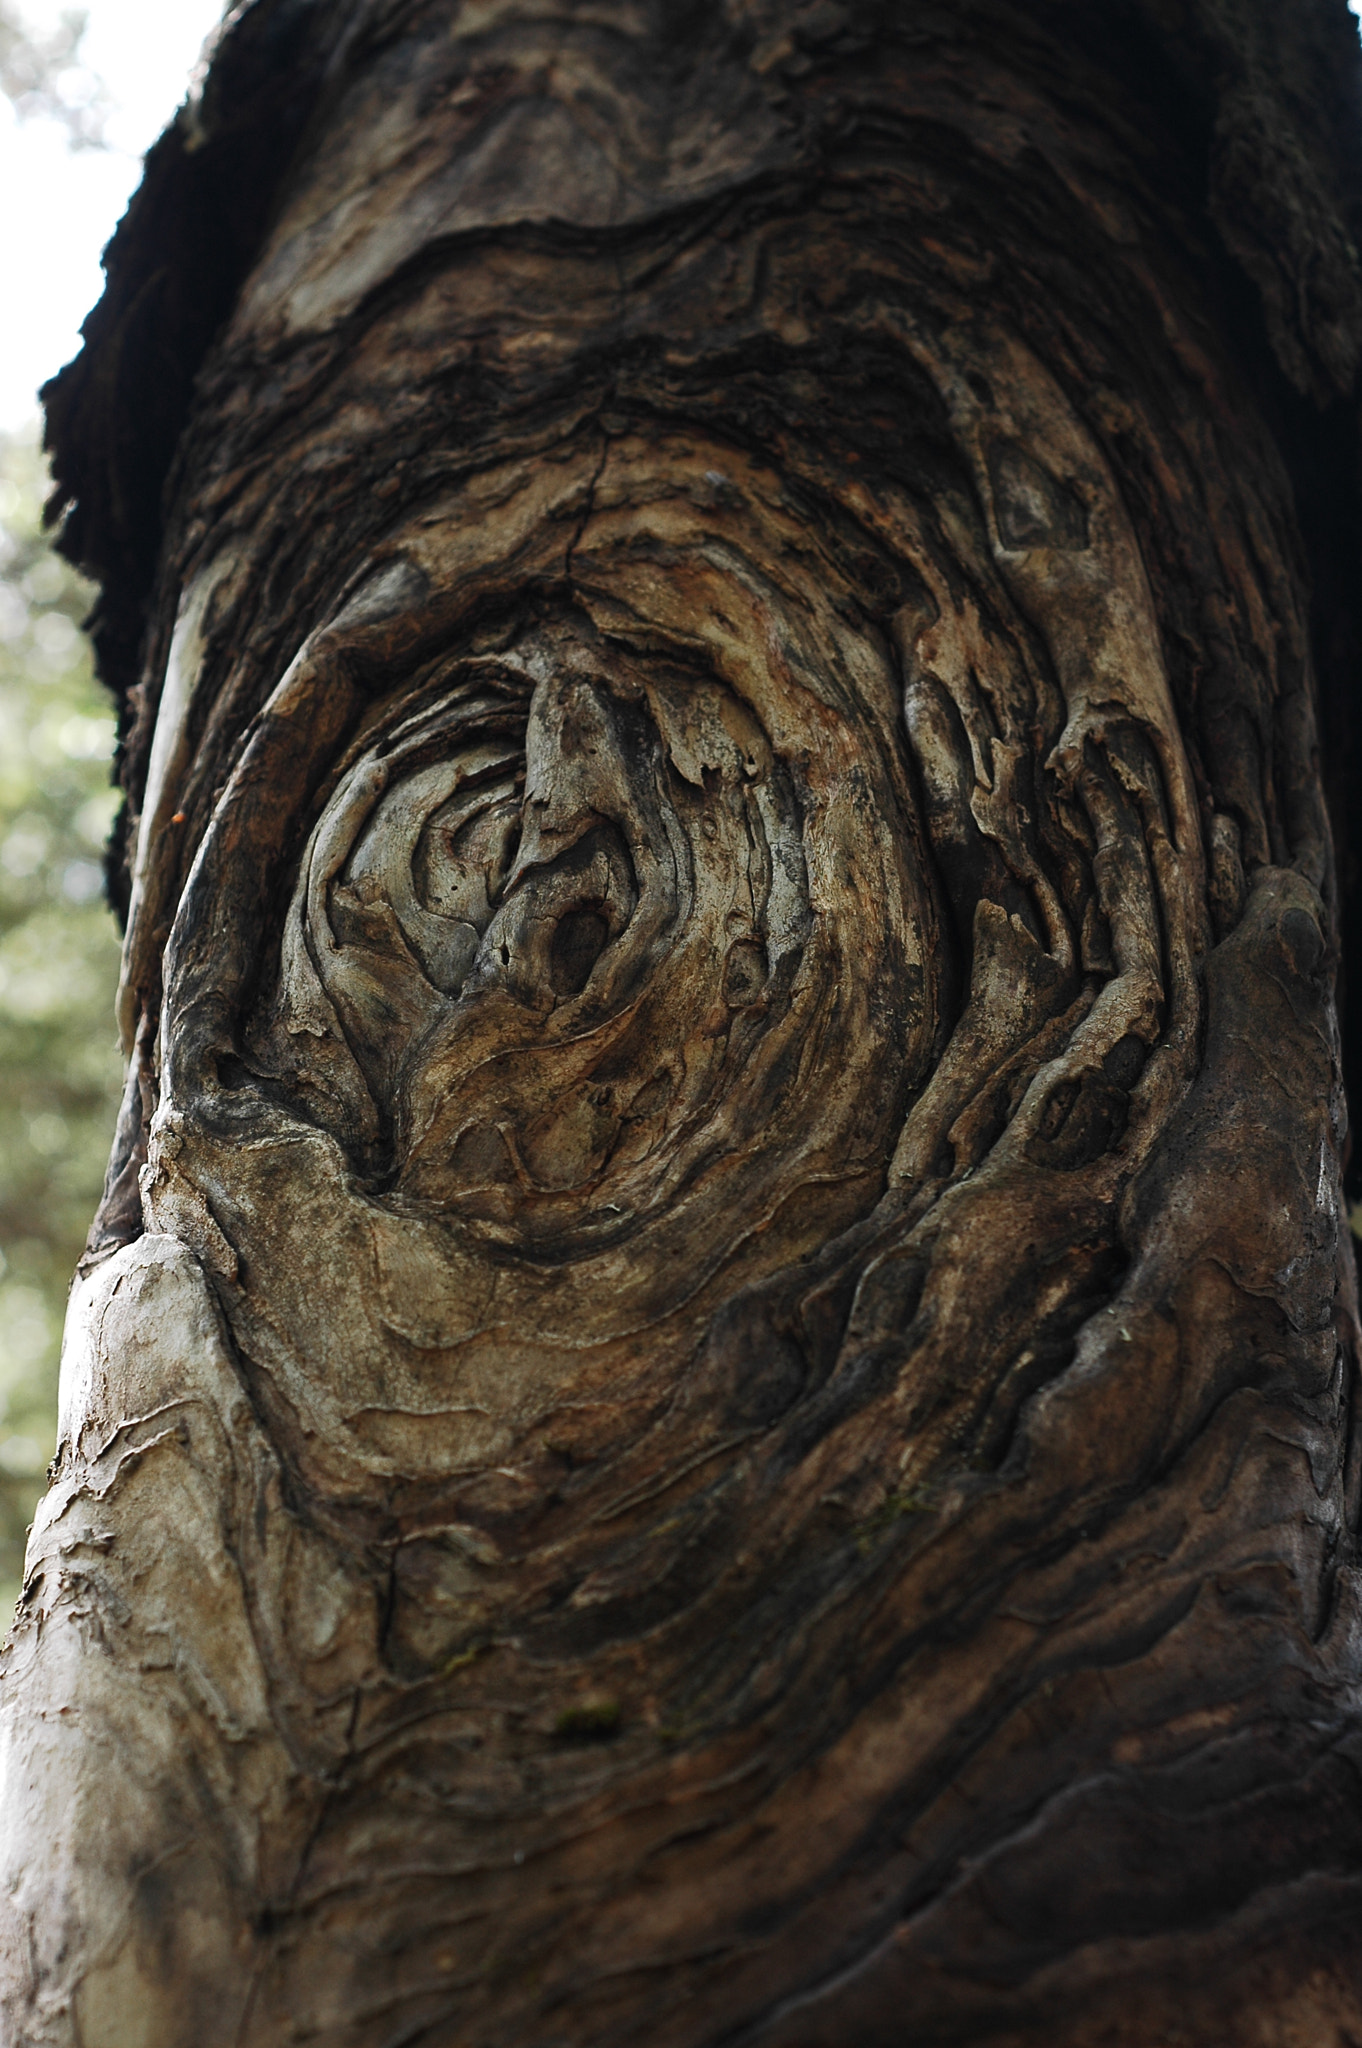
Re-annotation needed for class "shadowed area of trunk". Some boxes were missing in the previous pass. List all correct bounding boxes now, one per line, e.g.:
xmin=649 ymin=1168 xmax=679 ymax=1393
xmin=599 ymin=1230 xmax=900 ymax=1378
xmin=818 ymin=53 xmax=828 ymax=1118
xmin=4 ymin=4 xmax=1362 ymax=2044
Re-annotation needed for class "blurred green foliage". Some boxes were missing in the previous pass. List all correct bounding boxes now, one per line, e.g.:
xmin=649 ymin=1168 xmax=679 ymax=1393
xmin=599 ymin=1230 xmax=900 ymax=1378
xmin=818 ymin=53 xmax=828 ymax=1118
xmin=0 ymin=426 xmax=122 ymax=1607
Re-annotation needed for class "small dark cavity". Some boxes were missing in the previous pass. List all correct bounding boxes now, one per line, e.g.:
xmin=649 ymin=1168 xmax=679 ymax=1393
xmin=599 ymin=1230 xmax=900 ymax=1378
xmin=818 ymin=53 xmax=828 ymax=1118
xmin=549 ymin=908 xmax=610 ymax=996
xmin=724 ymin=938 xmax=769 ymax=1007
xmin=215 ymin=1053 xmax=256 ymax=1092
xmin=1037 ymin=1077 xmax=1081 ymax=1143
xmin=1102 ymin=1034 xmax=1147 ymax=1090
xmin=1031 ymin=1072 xmax=1130 ymax=1170
xmin=553 ymin=1698 xmax=621 ymax=1742
xmin=988 ymin=440 xmax=1089 ymax=550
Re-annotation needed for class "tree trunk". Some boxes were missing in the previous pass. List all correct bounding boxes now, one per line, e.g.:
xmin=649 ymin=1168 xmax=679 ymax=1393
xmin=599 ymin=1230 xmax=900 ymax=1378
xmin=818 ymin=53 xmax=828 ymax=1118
xmin=5 ymin=3 xmax=1362 ymax=2042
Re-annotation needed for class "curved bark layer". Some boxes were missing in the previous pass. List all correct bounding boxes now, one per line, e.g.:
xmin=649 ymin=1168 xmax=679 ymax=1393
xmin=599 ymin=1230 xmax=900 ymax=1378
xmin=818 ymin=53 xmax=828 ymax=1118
xmin=4 ymin=4 xmax=1362 ymax=2044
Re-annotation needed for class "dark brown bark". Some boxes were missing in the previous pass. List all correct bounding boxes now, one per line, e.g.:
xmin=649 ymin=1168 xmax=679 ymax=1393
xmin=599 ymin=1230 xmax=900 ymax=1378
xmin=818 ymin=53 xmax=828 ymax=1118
xmin=4 ymin=5 xmax=1362 ymax=2044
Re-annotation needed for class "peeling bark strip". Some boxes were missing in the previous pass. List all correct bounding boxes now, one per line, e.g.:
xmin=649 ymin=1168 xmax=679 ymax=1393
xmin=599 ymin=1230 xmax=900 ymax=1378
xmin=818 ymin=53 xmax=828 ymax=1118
xmin=6 ymin=3 xmax=1362 ymax=2043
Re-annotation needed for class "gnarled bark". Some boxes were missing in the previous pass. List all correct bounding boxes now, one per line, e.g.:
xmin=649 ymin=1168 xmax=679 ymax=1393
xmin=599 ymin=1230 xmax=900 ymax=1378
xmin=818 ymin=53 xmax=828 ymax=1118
xmin=4 ymin=4 xmax=1362 ymax=2044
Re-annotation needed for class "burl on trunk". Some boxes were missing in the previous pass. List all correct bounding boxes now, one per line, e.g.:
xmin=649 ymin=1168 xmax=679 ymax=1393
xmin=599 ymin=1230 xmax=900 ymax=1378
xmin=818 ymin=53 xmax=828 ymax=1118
xmin=4 ymin=3 xmax=1362 ymax=2043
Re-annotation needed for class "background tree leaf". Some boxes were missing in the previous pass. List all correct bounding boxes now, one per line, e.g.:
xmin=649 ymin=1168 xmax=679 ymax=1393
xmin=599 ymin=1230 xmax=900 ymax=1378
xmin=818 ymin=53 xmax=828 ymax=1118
xmin=0 ymin=426 xmax=120 ymax=1605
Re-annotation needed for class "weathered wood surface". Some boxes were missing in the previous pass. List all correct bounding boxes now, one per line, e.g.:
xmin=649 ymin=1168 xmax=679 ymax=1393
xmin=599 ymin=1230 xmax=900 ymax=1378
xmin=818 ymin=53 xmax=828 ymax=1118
xmin=4 ymin=3 xmax=1362 ymax=2043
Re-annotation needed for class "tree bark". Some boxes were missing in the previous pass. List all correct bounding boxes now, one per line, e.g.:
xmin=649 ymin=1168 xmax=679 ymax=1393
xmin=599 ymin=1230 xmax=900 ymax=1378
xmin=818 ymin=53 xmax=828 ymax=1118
xmin=4 ymin=3 xmax=1362 ymax=2043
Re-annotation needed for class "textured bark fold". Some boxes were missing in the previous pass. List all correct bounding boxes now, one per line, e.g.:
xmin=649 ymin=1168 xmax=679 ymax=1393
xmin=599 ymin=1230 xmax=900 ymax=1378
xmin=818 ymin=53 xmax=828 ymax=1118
xmin=4 ymin=3 xmax=1362 ymax=2043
